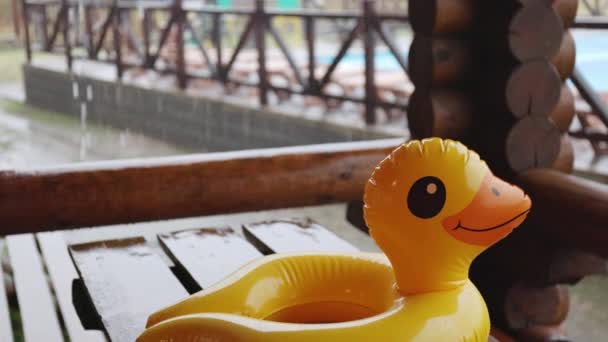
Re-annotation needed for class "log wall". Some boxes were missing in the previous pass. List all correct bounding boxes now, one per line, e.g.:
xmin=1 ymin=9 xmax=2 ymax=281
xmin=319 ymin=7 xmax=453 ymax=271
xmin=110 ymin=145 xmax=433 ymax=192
xmin=406 ymin=1 xmax=608 ymax=341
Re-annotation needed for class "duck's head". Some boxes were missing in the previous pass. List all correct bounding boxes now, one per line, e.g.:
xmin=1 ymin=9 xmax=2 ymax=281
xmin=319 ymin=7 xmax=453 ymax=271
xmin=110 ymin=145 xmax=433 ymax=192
xmin=364 ymin=138 xmax=531 ymax=295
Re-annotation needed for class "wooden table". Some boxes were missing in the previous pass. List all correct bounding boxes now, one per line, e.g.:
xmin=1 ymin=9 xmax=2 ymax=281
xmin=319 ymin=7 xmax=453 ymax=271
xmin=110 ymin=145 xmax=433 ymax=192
xmin=0 ymin=203 xmax=371 ymax=342
xmin=1 ymin=211 xmax=513 ymax=342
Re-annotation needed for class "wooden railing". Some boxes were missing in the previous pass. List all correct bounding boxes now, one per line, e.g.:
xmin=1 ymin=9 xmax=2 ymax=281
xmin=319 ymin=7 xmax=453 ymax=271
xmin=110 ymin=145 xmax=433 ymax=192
xmin=20 ymin=0 xmax=411 ymax=125
xmin=17 ymin=0 xmax=608 ymax=149
xmin=570 ymin=19 xmax=608 ymax=154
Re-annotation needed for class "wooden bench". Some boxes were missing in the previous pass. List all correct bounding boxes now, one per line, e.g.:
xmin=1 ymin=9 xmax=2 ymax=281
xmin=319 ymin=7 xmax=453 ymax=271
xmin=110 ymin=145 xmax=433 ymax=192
xmin=1 ymin=217 xmax=514 ymax=342
xmin=0 ymin=217 xmax=367 ymax=341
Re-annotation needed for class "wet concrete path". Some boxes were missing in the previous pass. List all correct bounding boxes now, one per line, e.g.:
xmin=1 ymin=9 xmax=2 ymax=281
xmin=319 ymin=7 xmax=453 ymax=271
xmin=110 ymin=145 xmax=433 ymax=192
xmin=0 ymin=97 xmax=190 ymax=169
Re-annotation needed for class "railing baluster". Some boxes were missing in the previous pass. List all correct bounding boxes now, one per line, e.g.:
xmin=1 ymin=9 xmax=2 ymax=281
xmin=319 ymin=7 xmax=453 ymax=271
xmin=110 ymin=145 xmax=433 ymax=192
xmin=41 ymin=4 xmax=48 ymax=48
xmin=255 ymin=0 xmax=268 ymax=106
xmin=84 ymin=4 xmax=94 ymax=58
xmin=142 ymin=8 xmax=150 ymax=67
xmin=305 ymin=16 xmax=316 ymax=93
xmin=112 ymin=2 xmax=122 ymax=80
xmin=363 ymin=0 xmax=376 ymax=125
xmin=62 ymin=0 xmax=72 ymax=71
xmin=175 ymin=0 xmax=187 ymax=89
xmin=21 ymin=0 xmax=32 ymax=63
xmin=213 ymin=13 xmax=223 ymax=81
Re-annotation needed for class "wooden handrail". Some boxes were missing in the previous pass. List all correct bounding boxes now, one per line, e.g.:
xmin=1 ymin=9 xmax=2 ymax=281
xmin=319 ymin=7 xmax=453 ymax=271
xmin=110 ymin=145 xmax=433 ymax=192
xmin=572 ymin=16 xmax=608 ymax=29
xmin=517 ymin=169 xmax=608 ymax=258
xmin=0 ymin=139 xmax=402 ymax=235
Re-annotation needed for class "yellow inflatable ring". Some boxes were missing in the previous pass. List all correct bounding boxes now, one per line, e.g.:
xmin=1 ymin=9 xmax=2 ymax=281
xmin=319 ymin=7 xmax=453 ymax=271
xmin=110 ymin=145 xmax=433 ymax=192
xmin=138 ymin=138 xmax=532 ymax=342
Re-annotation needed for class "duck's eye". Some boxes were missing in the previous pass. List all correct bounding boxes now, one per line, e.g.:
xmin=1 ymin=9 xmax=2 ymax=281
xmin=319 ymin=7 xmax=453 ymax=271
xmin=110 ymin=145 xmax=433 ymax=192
xmin=407 ymin=176 xmax=446 ymax=219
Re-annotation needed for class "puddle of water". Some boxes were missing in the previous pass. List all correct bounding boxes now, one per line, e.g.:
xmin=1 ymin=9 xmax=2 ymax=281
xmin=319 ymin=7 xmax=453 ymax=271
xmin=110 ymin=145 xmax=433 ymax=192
xmin=0 ymin=99 xmax=192 ymax=169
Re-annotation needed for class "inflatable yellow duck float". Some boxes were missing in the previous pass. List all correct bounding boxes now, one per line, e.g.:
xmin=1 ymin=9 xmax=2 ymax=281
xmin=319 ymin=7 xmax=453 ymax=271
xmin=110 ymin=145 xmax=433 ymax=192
xmin=138 ymin=138 xmax=531 ymax=342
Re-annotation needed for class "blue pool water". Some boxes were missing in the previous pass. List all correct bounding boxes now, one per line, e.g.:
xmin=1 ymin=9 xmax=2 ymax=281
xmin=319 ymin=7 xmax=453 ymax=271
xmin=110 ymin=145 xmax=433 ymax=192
xmin=572 ymin=30 xmax=608 ymax=90
xmin=318 ymin=30 xmax=608 ymax=91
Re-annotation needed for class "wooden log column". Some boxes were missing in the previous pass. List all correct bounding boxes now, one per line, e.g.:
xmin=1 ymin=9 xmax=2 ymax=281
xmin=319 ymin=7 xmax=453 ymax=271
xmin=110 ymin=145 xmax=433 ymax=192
xmin=405 ymin=1 xmax=607 ymax=341
xmin=407 ymin=0 xmax=474 ymax=142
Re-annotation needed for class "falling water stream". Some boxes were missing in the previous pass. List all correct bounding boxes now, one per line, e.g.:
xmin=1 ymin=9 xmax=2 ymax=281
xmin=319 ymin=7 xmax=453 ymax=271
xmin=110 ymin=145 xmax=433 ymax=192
xmin=0 ymin=99 xmax=189 ymax=168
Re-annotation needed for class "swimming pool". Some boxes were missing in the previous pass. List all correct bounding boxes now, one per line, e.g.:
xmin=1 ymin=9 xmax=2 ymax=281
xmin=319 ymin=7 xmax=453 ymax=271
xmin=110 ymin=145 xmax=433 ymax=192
xmin=573 ymin=30 xmax=608 ymax=90
xmin=318 ymin=30 xmax=608 ymax=91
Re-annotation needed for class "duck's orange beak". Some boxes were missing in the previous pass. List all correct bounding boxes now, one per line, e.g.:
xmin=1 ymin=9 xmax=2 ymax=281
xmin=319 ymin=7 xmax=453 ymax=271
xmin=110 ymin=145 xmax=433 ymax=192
xmin=442 ymin=172 xmax=532 ymax=247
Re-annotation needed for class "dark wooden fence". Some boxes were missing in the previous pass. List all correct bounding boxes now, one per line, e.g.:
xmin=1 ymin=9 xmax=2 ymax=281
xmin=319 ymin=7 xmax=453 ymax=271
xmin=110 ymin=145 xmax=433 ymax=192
xmin=571 ymin=19 xmax=608 ymax=148
xmin=19 ymin=0 xmax=410 ymax=125
xmin=16 ymin=0 xmax=608 ymax=149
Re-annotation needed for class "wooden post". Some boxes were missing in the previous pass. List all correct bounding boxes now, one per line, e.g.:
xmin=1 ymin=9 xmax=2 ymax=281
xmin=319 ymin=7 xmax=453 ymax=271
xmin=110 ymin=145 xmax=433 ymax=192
xmin=255 ymin=0 xmax=268 ymax=106
xmin=84 ymin=5 xmax=94 ymax=58
xmin=112 ymin=4 xmax=123 ymax=80
xmin=40 ymin=5 xmax=48 ymax=48
xmin=363 ymin=0 xmax=376 ymax=125
xmin=305 ymin=16 xmax=317 ymax=93
xmin=21 ymin=0 xmax=31 ymax=63
xmin=142 ymin=9 xmax=151 ymax=67
xmin=61 ymin=0 xmax=72 ymax=71
xmin=175 ymin=0 xmax=187 ymax=89
xmin=213 ymin=13 xmax=223 ymax=80
xmin=405 ymin=1 xmax=594 ymax=340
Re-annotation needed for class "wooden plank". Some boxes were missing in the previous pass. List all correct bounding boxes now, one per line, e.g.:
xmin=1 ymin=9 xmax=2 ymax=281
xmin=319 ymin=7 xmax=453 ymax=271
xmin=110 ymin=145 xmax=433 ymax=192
xmin=158 ymin=227 xmax=263 ymax=289
xmin=0 ymin=239 xmax=13 ymax=342
xmin=0 ymin=139 xmax=402 ymax=234
xmin=6 ymin=234 xmax=64 ymax=342
xmin=37 ymin=232 xmax=106 ymax=342
xmin=243 ymin=218 xmax=359 ymax=254
xmin=70 ymin=237 xmax=189 ymax=342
